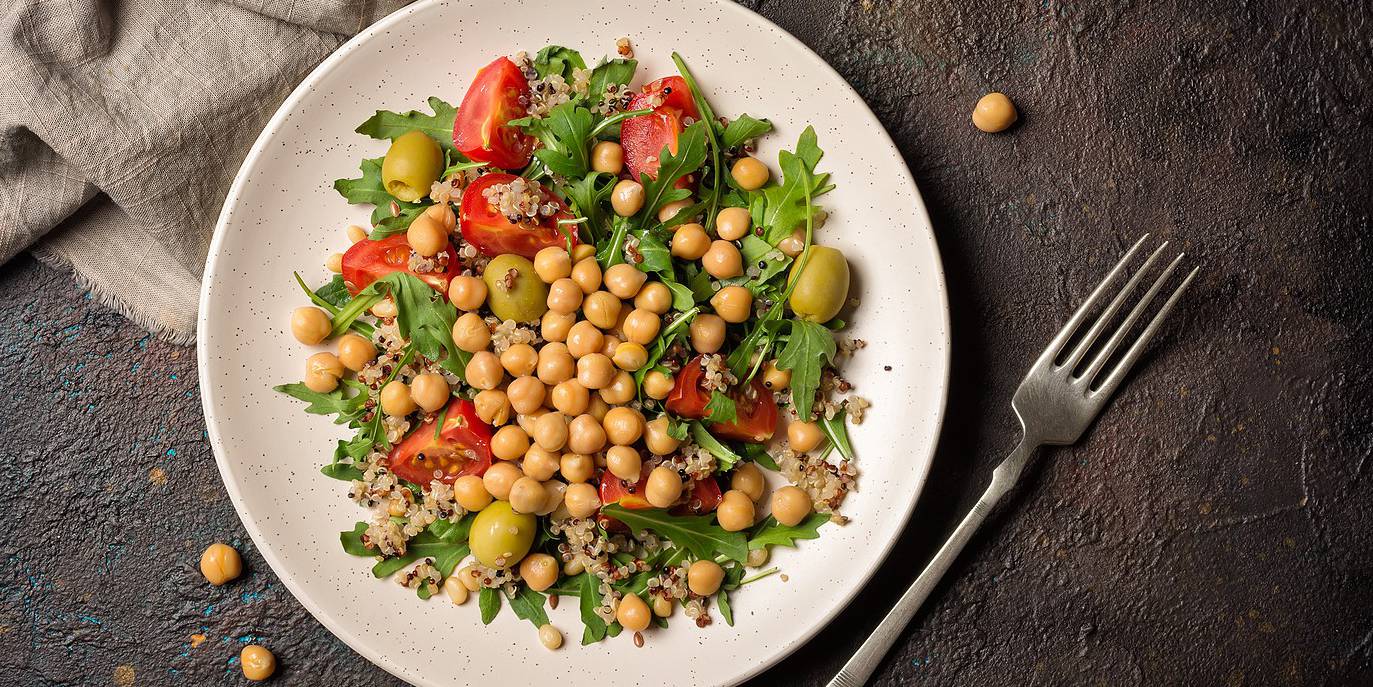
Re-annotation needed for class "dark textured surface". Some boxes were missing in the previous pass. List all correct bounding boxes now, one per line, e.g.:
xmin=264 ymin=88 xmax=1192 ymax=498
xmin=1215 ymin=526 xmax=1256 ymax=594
xmin=3 ymin=0 xmax=1372 ymax=684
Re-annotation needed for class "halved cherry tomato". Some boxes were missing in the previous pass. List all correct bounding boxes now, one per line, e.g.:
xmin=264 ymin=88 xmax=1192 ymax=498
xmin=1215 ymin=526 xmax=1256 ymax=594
xmin=665 ymin=354 xmax=779 ymax=443
xmin=620 ymin=76 xmax=701 ymax=180
xmin=387 ymin=399 xmax=493 ymax=486
xmin=459 ymin=173 xmax=577 ymax=258
xmin=676 ymin=477 xmax=722 ymax=515
xmin=597 ymin=469 xmax=722 ymax=531
xmin=453 ymin=57 xmax=535 ymax=170
xmin=599 ymin=470 xmax=652 ymax=511
xmin=342 ymin=234 xmax=457 ymax=295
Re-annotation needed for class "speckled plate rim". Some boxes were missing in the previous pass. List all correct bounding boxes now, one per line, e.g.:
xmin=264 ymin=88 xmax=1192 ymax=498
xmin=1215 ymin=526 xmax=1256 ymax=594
xmin=198 ymin=1 xmax=950 ymax=684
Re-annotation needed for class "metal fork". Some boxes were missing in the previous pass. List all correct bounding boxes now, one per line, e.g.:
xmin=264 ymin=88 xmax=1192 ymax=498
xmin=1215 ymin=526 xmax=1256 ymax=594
xmin=827 ymin=236 xmax=1198 ymax=687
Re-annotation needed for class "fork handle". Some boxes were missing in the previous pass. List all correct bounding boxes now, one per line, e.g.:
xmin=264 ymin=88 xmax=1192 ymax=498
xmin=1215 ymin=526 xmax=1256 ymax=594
xmin=826 ymin=438 xmax=1038 ymax=687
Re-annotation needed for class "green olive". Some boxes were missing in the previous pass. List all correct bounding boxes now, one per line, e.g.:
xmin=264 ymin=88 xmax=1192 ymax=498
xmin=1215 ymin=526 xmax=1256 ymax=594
xmin=787 ymin=245 xmax=850 ymax=323
xmin=469 ymin=501 xmax=537 ymax=568
xmin=483 ymin=254 xmax=550 ymax=323
xmin=381 ymin=131 xmax=444 ymax=202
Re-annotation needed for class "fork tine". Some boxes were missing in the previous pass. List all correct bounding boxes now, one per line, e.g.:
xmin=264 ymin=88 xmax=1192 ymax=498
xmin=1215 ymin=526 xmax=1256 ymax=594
xmin=1060 ymin=241 xmax=1169 ymax=371
xmin=1041 ymin=235 xmax=1151 ymax=364
xmin=1092 ymin=265 xmax=1199 ymax=397
xmin=1081 ymin=251 xmax=1185 ymax=384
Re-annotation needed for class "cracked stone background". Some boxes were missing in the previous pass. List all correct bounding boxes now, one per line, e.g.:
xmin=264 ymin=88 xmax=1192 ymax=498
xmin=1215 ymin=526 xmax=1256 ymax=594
xmin=2 ymin=0 xmax=1371 ymax=685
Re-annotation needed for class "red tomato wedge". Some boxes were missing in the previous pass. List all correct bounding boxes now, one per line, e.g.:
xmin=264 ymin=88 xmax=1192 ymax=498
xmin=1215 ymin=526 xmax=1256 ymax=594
xmin=620 ymin=76 xmax=701 ymax=180
xmin=459 ymin=173 xmax=577 ymax=258
xmin=665 ymin=355 xmax=779 ymax=443
xmin=599 ymin=469 xmax=653 ymax=511
xmin=342 ymin=234 xmax=457 ymax=295
xmin=678 ymin=477 xmax=723 ymax=515
xmin=453 ymin=57 xmax=535 ymax=170
xmin=387 ymin=399 xmax=493 ymax=486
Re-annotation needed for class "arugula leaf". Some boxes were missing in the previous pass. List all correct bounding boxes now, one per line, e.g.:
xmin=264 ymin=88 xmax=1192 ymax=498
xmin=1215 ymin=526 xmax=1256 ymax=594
xmin=479 ymin=587 xmax=501 ymax=624
xmin=670 ymin=54 xmax=725 ymax=231
xmin=686 ymin=265 xmax=715 ymax=302
xmin=340 ymin=522 xmax=371 ymax=556
xmin=596 ymin=215 xmax=633 ymax=270
xmin=636 ymin=121 xmax=708 ymax=224
xmin=703 ymin=391 xmax=737 ymax=423
xmin=575 ymin=572 xmax=611 ymax=644
xmin=600 ymin=505 xmax=748 ymax=563
xmin=355 ymin=97 xmax=458 ymax=152
xmin=742 ymin=443 xmax=779 ymax=471
xmin=775 ymin=319 xmax=836 ymax=420
xmin=321 ymin=462 xmax=364 ymax=481
xmin=761 ymin=127 xmax=833 ymax=243
xmin=716 ymin=590 xmax=735 ymax=626
xmin=371 ymin=273 xmax=471 ymax=379
xmin=819 ymin=412 xmax=854 ymax=461
xmin=738 ymin=235 xmax=792 ymax=289
xmin=314 ymin=275 xmax=354 ymax=308
xmin=633 ymin=307 xmax=698 ymax=387
xmin=274 ymin=379 xmax=368 ymax=422
xmin=565 ymin=171 xmax=615 ymax=245
xmin=631 ymin=228 xmax=673 ymax=274
xmin=369 ymin=203 xmax=427 ymax=239
xmin=508 ymin=586 xmax=550 ymax=628
xmin=532 ymin=45 xmax=587 ymax=80
xmin=333 ymin=157 xmax=427 ymax=225
xmin=666 ymin=416 xmax=690 ymax=441
xmin=690 ymin=422 xmax=744 ymax=472
xmin=588 ymin=58 xmax=637 ymax=104
xmin=372 ymin=552 xmax=419 ymax=578
xmin=722 ymin=114 xmax=773 ymax=149
xmin=529 ymin=103 xmax=596 ymax=178
xmin=748 ymin=513 xmax=828 ymax=550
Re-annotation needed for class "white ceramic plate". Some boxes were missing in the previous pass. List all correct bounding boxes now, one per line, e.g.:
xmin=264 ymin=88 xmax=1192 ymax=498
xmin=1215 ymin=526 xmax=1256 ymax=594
xmin=198 ymin=1 xmax=949 ymax=684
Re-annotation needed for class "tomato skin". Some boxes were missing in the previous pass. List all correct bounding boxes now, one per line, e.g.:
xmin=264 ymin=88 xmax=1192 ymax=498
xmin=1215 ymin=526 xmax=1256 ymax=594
xmin=453 ymin=57 xmax=535 ymax=170
xmin=597 ymin=469 xmax=721 ymax=532
xmin=342 ymin=234 xmax=457 ymax=295
xmin=675 ymin=477 xmax=722 ymax=515
xmin=620 ymin=76 xmax=701 ymax=180
xmin=458 ymin=173 xmax=577 ymax=259
xmin=387 ymin=399 xmax=493 ymax=486
xmin=665 ymin=355 xmax=779 ymax=443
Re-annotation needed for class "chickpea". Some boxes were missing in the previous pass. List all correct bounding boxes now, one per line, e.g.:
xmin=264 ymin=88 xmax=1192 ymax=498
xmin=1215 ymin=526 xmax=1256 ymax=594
xmin=522 ymin=446 xmax=561 ymax=481
xmin=506 ymin=375 xmax=546 ymax=415
xmin=567 ymin=414 xmax=607 ymax=455
xmin=777 ymin=229 xmax=806 ymax=258
xmin=199 ymin=543 xmax=242 ymax=585
xmin=571 ymin=244 xmax=596 ymax=262
xmin=290 ymin=306 xmax=331 ymax=345
xmin=443 ymin=576 xmax=470 ymax=605
xmin=690 ymin=314 xmax=727 ymax=353
xmin=688 ymin=559 xmax=725 ymax=596
xmin=465 ymin=350 xmax=504 ymax=390
xmin=454 ymin=475 xmax=492 ymax=511
xmin=565 ymin=320 xmax=605 ymax=359
xmin=611 ymin=179 xmax=645 ymax=217
xmin=634 ymin=281 xmax=672 ymax=314
xmin=591 ymin=140 xmax=624 ymax=175
xmin=671 ymin=223 xmax=711 ymax=260
xmin=731 ymin=463 xmax=766 ymax=502
xmin=508 ymin=476 xmax=547 ymax=514
xmin=370 ymin=298 xmax=398 ymax=318
xmin=560 ymin=453 xmax=595 ymax=483
xmin=452 ymin=312 xmax=491 ymax=352
xmin=653 ymin=595 xmax=674 ymax=618
xmin=541 ymin=310 xmax=576 ymax=342
xmin=582 ymin=291 xmax=622 ymax=329
xmin=534 ymin=247 xmax=573 ymax=283
xmin=617 ymin=309 xmax=658 ymax=345
xmin=747 ymin=547 xmax=770 ymax=568
xmin=538 ymin=479 xmax=568 ymax=516
xmin=717 ymin=490 xmax=756 ymax=531
xmin=483 ymin=461 xmax=523 ymax=500
xmin=599 ymin=370 xmax=636 ymax=405
xmin=346 ymin=224 xmax=368 ymax=243
xmin=325 ymin=252 xmax=343 ymax=273
xmin=616 ymin=593 xmax=652 ymax=632
xmin=643 ymin=370 xmax=675 ymax=400
xmin=550 ymin=379 xmax=591 ymax=416
xmin=537 ymin=623 xmax=564 ymax=650
xmin=537 ymin=342 xmax=576 ymax=385
xmin=603 ymin=407 xmax=645 ymax=445
xmin=715 ymin=207 xmax=752 ymax=241
xmin=519 ymin=553 xmax=560 ymax=592
xmin=643 ymin=416 xmax=682 ymax=456
xmin=570 ymin=258 xmax=603 ymax=296
xmin=788 ymin=420 xmax=824 ymax=452
xmin=564 ymin=481 xmax=601 ymax=517
xmin=410 ymin=373 xmax=451 ymax=413
xmin=576 ymin=353 xmax=616 ymax=390
xmin=546 ymin=278 xmax=584 ymax=314
xmin=762 ymin=360 xmax=791 ymax=390
xmin=658 ymin=198 xmax=695 ymax=223
xmin=604 ymin=263 xmax=648 ymax=299
xmin=771 ymin=485 xmax=813 ymax=526
xmin=491 ymin=425 xmax=531 ymax=461
xmin=380 ymin=380 xmax=417 ymax=416
xmin=645 ymin=466 xmax=684 ymax=508
xmin=474 ymin=389 xmax=511 ymax=426
xmin=587 ymin=395 xmax=610 ymax=422
xmin=710 ymin=285 xmax=753 ymax=323
xmin=600 ymin=333 xmax=623 ymax=358
xmin=606 ymin=445 xmax=642 ymax=482
xmin=336 ymin=333 xmax=376 ymax=371
xmin=448 ymin=275 xmax=488 ymax=311
xmin=532 ymin=411 xmax=570 ymax=452
xmin=304 ymin=352 xmax=344 ymax=393
xmin=972 ymin=92 xmax=1018 ymax=133
xmin=731 ymin=156 xmax=770 ymax=191
xmin=407 ymin=213 xmax=447 ymax=257
xmin=612 ymin=341 xmax=648 ymax=371
xmin=516 ymin=409 xmax=548 ymax=437
xmin=240 ymin=645 xmax=276 ymax=682
xmin=424 ymin=202 xmax=457 ymax=232
xmin=703 ymin=240 xmax=743 ymax=279
xmin=499 ymin=344 xmax=538 ymax=377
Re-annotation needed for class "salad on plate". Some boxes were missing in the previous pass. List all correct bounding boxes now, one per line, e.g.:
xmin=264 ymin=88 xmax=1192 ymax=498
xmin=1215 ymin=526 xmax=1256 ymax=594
xmin=277 ymin=41 xmax=870 ymax=649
